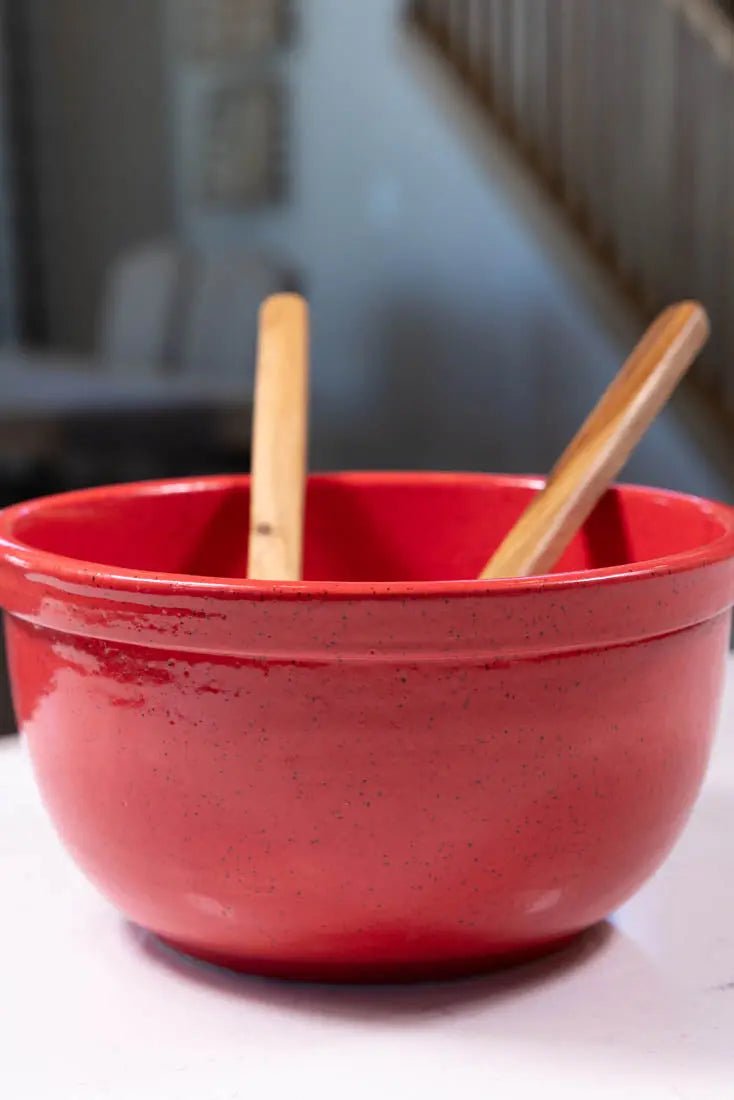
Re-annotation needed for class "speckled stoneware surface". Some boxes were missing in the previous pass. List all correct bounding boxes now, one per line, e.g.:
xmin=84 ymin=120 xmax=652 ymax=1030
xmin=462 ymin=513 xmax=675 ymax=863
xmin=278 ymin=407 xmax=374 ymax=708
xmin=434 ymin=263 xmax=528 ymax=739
xmin=1 ymin=472 xmax=733 ymax=981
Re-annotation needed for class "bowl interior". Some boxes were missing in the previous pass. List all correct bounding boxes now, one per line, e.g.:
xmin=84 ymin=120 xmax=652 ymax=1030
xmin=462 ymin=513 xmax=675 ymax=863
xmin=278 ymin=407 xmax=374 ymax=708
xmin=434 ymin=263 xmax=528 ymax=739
xmin=6 ymin=474 xmax=730 ymax=583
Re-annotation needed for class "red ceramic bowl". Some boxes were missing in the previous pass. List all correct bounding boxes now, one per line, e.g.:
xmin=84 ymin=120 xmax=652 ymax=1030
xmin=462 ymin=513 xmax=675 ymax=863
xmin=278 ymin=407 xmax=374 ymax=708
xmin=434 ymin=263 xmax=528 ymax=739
xmin=0 ymin=472 xmax=733 ymax=982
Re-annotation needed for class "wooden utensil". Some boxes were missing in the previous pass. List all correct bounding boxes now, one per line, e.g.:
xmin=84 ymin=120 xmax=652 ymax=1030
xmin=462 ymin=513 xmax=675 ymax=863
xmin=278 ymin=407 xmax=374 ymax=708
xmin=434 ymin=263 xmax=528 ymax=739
xmin=480 ymin=301 xmax=710 ymax=580
xmin=248 ymin=294 xmax=310 ymax=581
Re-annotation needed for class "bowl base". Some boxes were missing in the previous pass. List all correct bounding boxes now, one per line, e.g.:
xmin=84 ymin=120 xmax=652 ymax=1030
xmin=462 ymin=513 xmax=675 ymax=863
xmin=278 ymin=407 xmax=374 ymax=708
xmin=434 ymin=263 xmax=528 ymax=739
xmin=156 ymin=931 xmax=585 ymax=985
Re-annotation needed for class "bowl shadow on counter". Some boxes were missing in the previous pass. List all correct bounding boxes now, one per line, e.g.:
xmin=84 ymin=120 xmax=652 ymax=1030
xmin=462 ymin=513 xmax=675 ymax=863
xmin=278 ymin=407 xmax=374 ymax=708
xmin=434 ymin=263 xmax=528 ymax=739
xmin=125 ymin=778 xmax=734 ymax=1074
xmin=127 ymin=909 xmax=733 ymax=1075
xmin=128 ymin=919 xmax=612 ymax=1019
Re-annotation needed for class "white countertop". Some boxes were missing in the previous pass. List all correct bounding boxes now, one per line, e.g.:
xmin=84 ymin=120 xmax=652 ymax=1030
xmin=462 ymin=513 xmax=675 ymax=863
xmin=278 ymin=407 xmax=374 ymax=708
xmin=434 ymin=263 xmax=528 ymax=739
xmin=2 ymin=662 xmax=733 ymax=1100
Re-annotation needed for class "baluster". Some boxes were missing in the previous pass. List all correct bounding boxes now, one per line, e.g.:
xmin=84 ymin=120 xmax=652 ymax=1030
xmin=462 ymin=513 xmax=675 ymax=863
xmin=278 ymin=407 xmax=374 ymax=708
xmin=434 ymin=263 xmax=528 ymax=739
xmin=607 ymin=0 xmax=635 ymax=288
xmin=636 ymin=2 xmax=675 ymax=309
xmin=688 ymin=24 xmax=728 ymax=390
xmin=664 ymin=12 xmax=698 ymax=307
xmin=523 ymin=0 xmax=548 ymax=171
xmin=574 ymin=0 xmax=600 ymax=231
xmin=595 ymin=0 xmax=621 ymax=254
xmin=426 ymin=0 xmax=449 ymax=41
xmin=447 ymin=0 xmax=469 ymax=68
xmin=510 ymin=0 xmax=529 ymax=146
xmin=543 ymin=0 xmax=564 ymax=191
xmin=466 ymin=0 xmax=488 ymax=96
xmin=628 ymin=0 xmax=655 ymax=294
xmin=558 ymin=0 xmax=586 ymax=211
xmin=469 ymin=0 xmax=494 ymax=101
xmin=488 ymin=0 xmax=513 ymax=127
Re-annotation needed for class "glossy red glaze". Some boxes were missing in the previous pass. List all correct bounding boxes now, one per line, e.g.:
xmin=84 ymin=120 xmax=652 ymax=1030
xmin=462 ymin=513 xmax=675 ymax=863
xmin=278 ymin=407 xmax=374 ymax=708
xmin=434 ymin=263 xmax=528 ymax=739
xmin=1 ymin=472 xmax=733 ymax=982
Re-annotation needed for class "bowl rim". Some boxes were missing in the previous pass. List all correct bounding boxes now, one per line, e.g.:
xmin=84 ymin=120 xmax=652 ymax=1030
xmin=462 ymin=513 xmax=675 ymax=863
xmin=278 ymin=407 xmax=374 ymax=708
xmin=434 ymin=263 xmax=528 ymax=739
xmin=0 ymin=470 xmax=733 ymax=599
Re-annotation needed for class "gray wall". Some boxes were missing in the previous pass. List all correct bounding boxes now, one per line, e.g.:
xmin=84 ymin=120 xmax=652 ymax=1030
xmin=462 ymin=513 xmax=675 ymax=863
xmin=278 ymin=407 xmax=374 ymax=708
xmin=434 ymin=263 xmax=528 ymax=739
xmin=10 ymin=0 xmax=729 ymax=499
xmin=20 ymin=0 xmax=173 ymax=350
xmin=171 ymin=0 xmax=729 ymax=498
xmin=0 ymin=2 xmax=17 ymax=342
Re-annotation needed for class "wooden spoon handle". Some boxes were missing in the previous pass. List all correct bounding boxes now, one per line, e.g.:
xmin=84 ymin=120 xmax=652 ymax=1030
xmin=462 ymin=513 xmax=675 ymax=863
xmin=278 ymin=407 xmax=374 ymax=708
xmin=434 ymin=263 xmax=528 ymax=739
xmin=248 ymin=294 xmax=310 ymax=581
xmin=480 ymin=302 xmax=710 ymax=580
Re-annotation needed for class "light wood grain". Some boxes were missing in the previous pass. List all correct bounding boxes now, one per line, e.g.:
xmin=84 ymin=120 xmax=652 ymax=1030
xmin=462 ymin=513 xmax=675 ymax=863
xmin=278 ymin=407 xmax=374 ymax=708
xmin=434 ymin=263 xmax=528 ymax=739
xmin=480 ymin=302 xmax=711 ymax=580
xmin=248 ymin=294 xmax=309 ymax=581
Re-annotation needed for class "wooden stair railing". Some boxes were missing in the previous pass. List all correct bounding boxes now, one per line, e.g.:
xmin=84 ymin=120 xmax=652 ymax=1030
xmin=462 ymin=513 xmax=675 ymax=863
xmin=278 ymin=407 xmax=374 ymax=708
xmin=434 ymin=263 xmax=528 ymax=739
xmin=410 ymin=0 xmax=734 ymax=415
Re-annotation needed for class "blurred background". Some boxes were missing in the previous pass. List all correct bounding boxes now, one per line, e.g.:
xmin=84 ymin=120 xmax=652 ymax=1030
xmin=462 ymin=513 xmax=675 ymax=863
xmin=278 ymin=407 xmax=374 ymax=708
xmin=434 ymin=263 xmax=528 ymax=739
xmin=1 ymin=0 xmax=734 ymax=726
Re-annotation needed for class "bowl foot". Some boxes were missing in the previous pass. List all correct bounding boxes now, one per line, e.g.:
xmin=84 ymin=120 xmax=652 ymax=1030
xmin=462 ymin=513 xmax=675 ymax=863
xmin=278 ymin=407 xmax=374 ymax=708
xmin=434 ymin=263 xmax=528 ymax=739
xmin=156 ymin=931 xmax=586 ymax=985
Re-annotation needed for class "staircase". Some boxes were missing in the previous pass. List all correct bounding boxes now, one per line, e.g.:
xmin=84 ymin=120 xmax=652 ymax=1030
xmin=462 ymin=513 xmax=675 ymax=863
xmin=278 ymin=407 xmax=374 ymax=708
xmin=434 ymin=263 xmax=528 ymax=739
xmin=410 ymin=0 xmax=734 ymax=417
